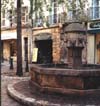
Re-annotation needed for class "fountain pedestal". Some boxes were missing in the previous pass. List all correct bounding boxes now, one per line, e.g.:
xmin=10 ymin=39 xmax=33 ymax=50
xmin=67 ymin=47 xmax=84 ymax=68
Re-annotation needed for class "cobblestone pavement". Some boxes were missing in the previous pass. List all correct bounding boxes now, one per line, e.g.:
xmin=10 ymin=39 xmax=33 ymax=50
xmin=1 ymin=61 xmax=29 ymax=106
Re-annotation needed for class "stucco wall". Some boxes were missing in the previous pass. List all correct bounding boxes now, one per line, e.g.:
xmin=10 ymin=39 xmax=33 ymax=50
xmin=1 ymin=28 xmax=30 ymax=62
xmin=87 ymin=34 xmax=95 ymax=64
xmin=3 ymin=41 xmax=10 ymax=60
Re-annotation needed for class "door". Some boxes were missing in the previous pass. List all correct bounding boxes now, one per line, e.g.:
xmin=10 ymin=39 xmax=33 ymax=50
xmin=87 ymin=36 xmax=95 ymax=64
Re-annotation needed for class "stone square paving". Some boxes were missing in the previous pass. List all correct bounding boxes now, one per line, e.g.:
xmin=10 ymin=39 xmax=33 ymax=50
xmin=1 ymin=61 xmax=100 ymax=106
xmin=1 ymin=61 xmax=28 ymax=106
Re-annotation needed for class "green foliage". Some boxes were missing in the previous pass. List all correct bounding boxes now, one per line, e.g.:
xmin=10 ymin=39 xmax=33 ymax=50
xmin=1 ymin=0 xmax=14 ymax=11
xmin=63 ymin=0 xmax=88 ymax=21
xmin=1 ymin=0 xmax=89 ymax=27
xmin=29 ymin=0 xmax=51 ymax=27
xmin=1 ymin=0 xmax=24 ymax=18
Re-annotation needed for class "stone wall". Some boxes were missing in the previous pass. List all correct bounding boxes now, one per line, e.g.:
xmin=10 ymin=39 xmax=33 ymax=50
xmin=1 ymin=25 xmax=61 ymax=63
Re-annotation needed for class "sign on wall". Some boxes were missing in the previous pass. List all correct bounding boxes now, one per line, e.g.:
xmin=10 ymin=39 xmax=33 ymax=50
xmin=88 ymin=21 xmax=100 ymax=30
xmin=32 ymin=48 xmax=38 ymax=62
xmin=1 ymin=32 xmax=17 ymax=40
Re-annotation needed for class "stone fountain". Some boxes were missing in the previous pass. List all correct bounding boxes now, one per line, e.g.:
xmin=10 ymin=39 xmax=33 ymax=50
xmin=30 ymin=22 xmax=100 ymax=95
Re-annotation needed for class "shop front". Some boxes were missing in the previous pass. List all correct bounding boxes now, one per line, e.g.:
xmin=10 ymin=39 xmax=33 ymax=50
xmin=88 ymin=20 xmax=100 ymax=64
xmin=1 ymin=31 xmax=17 ymax=61
xmin=34 ymin=33 xmax=53 ymax=64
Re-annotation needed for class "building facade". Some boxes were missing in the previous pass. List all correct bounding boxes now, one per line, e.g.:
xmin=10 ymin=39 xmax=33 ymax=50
xmin=87 ymin=0 xmax=100 ymax=64
xmin=31 ymin=0 xmax=88 ymax=64
xmin=1 ymin=0 xmax=30 ymax=62
xmin=2 ymin=0 xmax=99 ymax=65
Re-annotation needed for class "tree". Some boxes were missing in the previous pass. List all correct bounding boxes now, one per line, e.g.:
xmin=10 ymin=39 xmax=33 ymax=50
xmin=0 ymin=0 xmax=1 ymax=73
xmin=57 ymin=0 xmax=89 ymax=23
xmin=0 ymin=0 xmax=1 ymax=102
xmin=16 ymin=0 xmax=23 ymax=76
xmin=29 ymin=0 xmax=52 ymax=27
xmin=29 ymin=0 xmax=89 ymax=26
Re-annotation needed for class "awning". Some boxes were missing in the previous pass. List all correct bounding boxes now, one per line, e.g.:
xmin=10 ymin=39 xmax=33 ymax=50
xmin=1 ymin=32 xmax=17 ymax=40
xmin=88 ymin=29 xmax=100 ymax=34
xmin=35 ymin=33 xmax=52 ymax=41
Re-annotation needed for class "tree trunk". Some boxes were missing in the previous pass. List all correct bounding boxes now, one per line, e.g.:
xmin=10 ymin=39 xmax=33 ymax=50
xmin=54 ymin=0 xmax=57 ymax=23
xmin=0 ymin=0 xmax=1 ymax=72
xmin=29 ymin=0 xmax=33 ymax=63
xmin=16 ymin=0 xmax=23 ymax=76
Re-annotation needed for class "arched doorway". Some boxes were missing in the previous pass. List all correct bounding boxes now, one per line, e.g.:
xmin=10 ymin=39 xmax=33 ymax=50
xmin=35 ymin=33 xmax=53 ymax=64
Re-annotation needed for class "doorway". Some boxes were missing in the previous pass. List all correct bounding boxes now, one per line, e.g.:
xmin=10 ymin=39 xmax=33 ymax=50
xmin=35 ymin=39 xmax=53 ymax=64
xmin=24 ymin=38 xmax=28 ymax=61
xmin=10 ymin=40 xmax=17 ymax=57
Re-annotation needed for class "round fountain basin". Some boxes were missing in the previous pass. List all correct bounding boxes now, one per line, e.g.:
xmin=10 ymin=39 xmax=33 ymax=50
xmin=30 ymin=64 xmax=100 ymax=95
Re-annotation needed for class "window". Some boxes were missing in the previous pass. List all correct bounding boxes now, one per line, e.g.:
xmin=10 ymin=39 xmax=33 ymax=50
xmin=48 ymin=0 xmax=58 ymax=25
xmin=11 ymin=6 xmax=29 ymax=25
xmin=1 ymin=10 xmax=5 ymax=26
xmin=8 ymin=10 xmax=13 ymax=26
xmin=13 ymin=10 xmax=17 ymax=24
xmin=92 ymin=0 xmax=100 ymax=19
xmin=21 ymin=7 xmax=29 ymax=24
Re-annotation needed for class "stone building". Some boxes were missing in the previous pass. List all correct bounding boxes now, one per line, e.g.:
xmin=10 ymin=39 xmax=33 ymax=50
xmin=1 ymin=1 xmax=30 ymax=62
xmin=2 ymin=0 xmax=99 ymax=65
xmin=1 ymin=25 xmax=30 ymax=62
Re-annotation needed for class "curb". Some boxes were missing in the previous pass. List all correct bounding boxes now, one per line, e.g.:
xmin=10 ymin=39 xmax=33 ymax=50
xmin=7 ymin=80 xmax=100 ymax=106
xmin=7 ymin=80 xmax=36 ymax=106
xmin=2 ymin=75 xmax=30 ymax=80
xmin=7 ymin=80 xmax=60 ymax=106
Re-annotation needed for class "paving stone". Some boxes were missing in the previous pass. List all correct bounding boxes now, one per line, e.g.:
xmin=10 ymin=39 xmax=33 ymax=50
xmin=1 ymin=61 xmax=100 ymax=106
xmin=1 ymin=61 xmax=29 ymax=106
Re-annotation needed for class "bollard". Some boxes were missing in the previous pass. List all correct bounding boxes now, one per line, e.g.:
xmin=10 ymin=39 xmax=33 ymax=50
xmin=10 ymin=57 xmax=13 ymax=69
xmin=25 ymin=59 xmax=29 ymax=72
